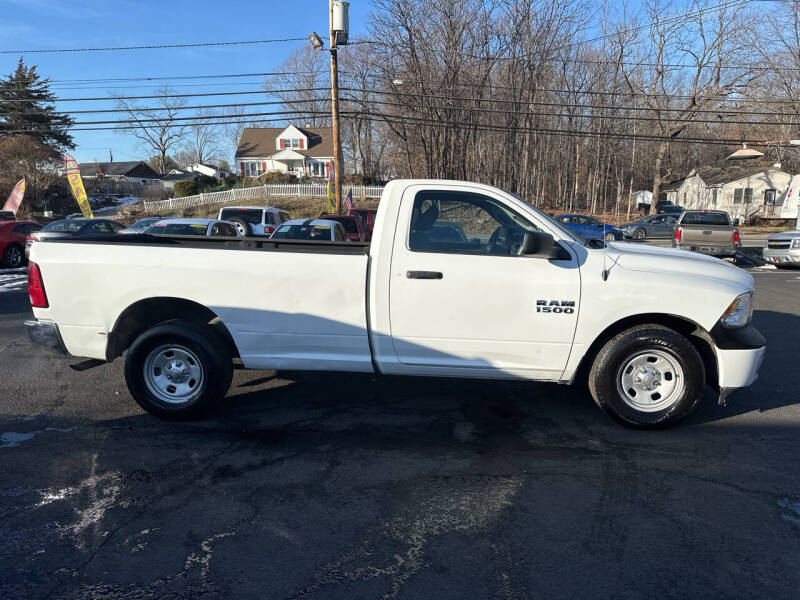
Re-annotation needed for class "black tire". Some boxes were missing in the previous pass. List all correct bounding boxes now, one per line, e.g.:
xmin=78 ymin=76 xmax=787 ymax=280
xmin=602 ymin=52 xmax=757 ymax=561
xmin=588 ymin=325 xmax=705 ymax=429
xmin=228 ymin=217 xmax=252 ymax=237
xmin=632 ymin=228 xmax=646 ymax=240
xmin=1 ymin=243 xmax=24 ymax=268
xmin=124 ymin=321 xmax=233 ymax=420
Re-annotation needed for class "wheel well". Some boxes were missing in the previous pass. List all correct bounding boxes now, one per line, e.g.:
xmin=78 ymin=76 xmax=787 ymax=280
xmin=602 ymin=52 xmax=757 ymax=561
xmin=106 ymin=297 xmax=239 ymax=361
xmin=573 ymin=313 xmax=718 ymax=389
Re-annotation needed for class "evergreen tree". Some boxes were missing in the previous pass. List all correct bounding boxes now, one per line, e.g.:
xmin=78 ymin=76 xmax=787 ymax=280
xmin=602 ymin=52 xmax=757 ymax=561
xmin=0 ymin=58 xmax=74 ymax=152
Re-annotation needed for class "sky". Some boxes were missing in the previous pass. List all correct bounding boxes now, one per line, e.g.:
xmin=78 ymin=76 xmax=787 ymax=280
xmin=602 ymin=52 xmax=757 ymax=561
xmin=0 ymin=0 xmax=372 ymax=164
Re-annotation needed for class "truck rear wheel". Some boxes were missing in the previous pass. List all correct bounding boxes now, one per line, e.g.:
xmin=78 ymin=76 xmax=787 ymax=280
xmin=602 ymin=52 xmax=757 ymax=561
xmin=124 ymin=321 xmax=233 ymax=420
xmin=588 ymin=325 xmax=705 ymax=428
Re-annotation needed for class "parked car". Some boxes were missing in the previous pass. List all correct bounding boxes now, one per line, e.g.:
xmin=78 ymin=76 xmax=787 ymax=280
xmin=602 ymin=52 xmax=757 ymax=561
xmin=763 ymin=229 xmax=800 ymax=268
xmin=553 ymin=214 xmax=622 ymax=242
xmin=26 ymin=218 xmax=124 ymax=258
xmin=622 ymin=214 xmax=679 ymax=240
xmin=0 ymin=220 xmax=41 ymax=267
xmin=217 ymin=206 xmax=291 ymax=237
xmin=26 ymin=179 xmax=765 ymax=429
xmin=120 ymin=217 xmax=162 ymax=234
xmin=348 ymin=207 xmax=377 ymax=242
xmin=0 ymin=210 xmax=16 ymax=221
xmin=318 ymin=213 xmax=366 ymax=242
xmin=144 ymin=218 xmax=240 ymax=238
xmin=270 ymin=219 xmax=348 ymax=241
xmin=672 ymin=210 xmax=740 ymax=257
xmin=658 ymin=204 xmax=685 ymax=215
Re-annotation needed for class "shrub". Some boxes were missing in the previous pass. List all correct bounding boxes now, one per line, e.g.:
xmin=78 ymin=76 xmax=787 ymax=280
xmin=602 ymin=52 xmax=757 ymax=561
xmin=196 ymin=174 xmax=218 ymax=190
xmin=173 ymin=180 xmax=199 ymax=197
xmin=342 ymin=173 xmax=378 ymax=186
xmin=258 ymin=171 xmax=297 ymax=184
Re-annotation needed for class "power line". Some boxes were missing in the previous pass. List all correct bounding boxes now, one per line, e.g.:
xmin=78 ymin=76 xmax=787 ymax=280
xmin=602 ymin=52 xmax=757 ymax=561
xmin=0 ymin=37 xmax=308 ymax=55
xmin=47 ymin=70 xmax=327 ymax=85
xmin=0 ymin=87 xmax=325 ymax=103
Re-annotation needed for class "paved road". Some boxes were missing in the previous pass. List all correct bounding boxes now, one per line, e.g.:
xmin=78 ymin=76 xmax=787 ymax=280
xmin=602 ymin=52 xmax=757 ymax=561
xmin=1 ymin=271 xmax=800 ymax=599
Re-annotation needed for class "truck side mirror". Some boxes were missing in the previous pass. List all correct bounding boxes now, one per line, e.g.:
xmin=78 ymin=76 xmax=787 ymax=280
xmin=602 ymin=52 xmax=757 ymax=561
xmin=521 ymin=230 xmax=555 ymax=257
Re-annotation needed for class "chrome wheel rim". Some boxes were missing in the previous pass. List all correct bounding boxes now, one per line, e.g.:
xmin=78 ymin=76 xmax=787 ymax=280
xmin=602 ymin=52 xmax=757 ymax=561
xmin=604 ymin=232 xmax=616 ymax=242
xmin=7 ymin=246 xmax=22 ymax=267
xmin=143 ymin=344 xmax=204 ymax=405
xmin=634 ymin=229 xmax=645 ymax=239
xmin=616 ymin=349 xmax=684 ymax=412
xmin=234 ymin=222 xmax=247 ymax=236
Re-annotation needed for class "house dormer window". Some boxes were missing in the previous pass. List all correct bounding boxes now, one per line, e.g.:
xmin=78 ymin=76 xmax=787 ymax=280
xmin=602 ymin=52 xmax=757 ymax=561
xmin=279 ymin=138 xmax=304 ymax=149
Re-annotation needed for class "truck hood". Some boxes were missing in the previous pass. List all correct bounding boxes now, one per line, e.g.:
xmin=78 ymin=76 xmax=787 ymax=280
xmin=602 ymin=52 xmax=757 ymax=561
xmin=607 ymin=242 xmax=753 ymax=290
xmin=767 ymin=229 xmax=800 ymax=242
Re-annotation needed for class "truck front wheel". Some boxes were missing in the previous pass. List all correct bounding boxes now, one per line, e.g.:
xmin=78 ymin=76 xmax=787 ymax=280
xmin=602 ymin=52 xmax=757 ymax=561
xmin=588 ymin=325 xmax=705 ymax=428
xmin=124 ymin=321 xmax=233 ymax=420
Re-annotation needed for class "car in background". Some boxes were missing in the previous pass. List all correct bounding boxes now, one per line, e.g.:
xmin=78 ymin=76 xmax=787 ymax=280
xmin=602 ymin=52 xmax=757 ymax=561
xmin=26 ymin=218 xmax=124 ymax=258
xmin=348 ymin=207 xmax=377 ymax=242
xmin=144 ymin=218 xmax=240 ymax=238
xmin=318 ymin=213 xmax=365 ymax=242
xmin=217 ymin=206 xmax=291 ymax=237
xmin=763 ymin=229 xmax=800 ymax=268
xmin=621 ymin=214 xmax=679 ymax=240
xmin=270 ymin=219 xmax=348 ymax=241
xmin=673 ymin=210 xmax=740 ymax=257
xmin=658 ymin=204 xmax=685 ymax=215
xmin=553 ymin=214 xmax=622 ymax=242
xmin=0 ymin=210 xmax=15 ymax=221
xmin=120 ymin=216 xmax=162 ymax=234
xmin=0 ymin=220 xmax=41 ymax=267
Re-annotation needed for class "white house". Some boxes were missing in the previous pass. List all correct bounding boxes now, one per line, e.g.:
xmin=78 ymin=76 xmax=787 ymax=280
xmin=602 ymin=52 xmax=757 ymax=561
xmin=186 ymin=163 xmax=229 ymax=178
xmin=235 ymin=124 xmax=334 ymax=179
xmin=664 ymin=164 xmax=793 ymax=221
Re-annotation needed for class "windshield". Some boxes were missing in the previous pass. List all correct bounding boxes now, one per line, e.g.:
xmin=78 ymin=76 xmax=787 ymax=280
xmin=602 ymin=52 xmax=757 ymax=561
xmin=220 ymin=208 xmax=263 ymax=224
xmin=126 ymin=218 xmax=160 ymax=232
xmin=147 ymin=223 xmax=209 ymax=235
xmin=43 ymin=220 xmax=84 ymax=232
xmin=681 ymin=212 xmax=730 ymax=226
xmin=271 ymin=224 xmax=333 ymax=240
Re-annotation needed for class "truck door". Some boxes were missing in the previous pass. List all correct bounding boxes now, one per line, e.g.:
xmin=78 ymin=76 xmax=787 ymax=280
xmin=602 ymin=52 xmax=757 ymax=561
xmin=387 ymin=186 xmax=581 ymax=380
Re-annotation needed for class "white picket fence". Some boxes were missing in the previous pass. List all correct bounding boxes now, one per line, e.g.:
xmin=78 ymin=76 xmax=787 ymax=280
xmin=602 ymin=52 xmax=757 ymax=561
xmin=143 ymin=183 xmax=385 ymax=213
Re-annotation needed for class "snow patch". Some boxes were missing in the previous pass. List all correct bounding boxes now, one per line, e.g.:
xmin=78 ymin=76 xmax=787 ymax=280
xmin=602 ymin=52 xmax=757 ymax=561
xmin=0 ymin=266 xmax=27 ymax=293
xmin=0 ymin=427 xmax=75 ymax=448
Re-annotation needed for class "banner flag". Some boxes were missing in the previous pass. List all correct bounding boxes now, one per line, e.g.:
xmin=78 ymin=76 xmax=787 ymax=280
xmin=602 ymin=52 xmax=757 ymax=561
xmin=64 ymin=154 xmax=93 ymax=218
xmin=2 ymin=178 xmax=25 ymax=215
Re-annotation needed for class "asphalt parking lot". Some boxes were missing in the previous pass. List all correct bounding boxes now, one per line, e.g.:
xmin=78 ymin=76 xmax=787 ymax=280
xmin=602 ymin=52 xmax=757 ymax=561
xmin=1 ymin=265 xmax=800 ymax=599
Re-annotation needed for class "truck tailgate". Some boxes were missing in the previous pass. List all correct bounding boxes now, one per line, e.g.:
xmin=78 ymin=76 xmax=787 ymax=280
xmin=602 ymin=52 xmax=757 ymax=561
xmin=681 ymin=225 xmax=734 ymax=246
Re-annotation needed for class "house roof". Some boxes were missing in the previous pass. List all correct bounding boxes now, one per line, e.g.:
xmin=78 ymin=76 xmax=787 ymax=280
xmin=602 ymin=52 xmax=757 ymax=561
xmin=161 ymin=172 xmax=198 ymax=182
xmin=235 ymin=126 xmax=334 ymax=159
xmin=78 ymin=161 xmax=161 ymax=179
xmin=661 ymin=177 xmax=685 ymax=192
xmin=693 ymin=164 xmax=784 ymax=186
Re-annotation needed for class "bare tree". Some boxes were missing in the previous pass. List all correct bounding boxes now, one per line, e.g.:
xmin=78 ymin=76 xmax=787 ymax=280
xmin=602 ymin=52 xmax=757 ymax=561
xmin=115 ymin=87 xmax=188 ymax=174
xmin=182 ymin=109 xmax=222 ymax=166
xmin=265 ymin=45 xmax=330 ymax=127
xmin=614 ymin=0 xmax=755 ymax=213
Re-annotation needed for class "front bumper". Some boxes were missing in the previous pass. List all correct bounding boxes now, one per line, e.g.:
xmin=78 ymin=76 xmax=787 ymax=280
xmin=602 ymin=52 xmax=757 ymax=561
xmin=673 ymin=242 xmax=738 ymax=256
xmin=762 ymin=247 xmax=800 ymax=266
xmin=24 ymin=320 xmax=68 ymax=355
xmin=710 ymin=323 xmax=766 ymax=399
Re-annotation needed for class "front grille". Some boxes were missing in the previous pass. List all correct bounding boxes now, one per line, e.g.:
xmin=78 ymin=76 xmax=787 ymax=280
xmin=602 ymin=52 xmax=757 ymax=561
xmin=768 ymin=242 xmax=791 ymax=249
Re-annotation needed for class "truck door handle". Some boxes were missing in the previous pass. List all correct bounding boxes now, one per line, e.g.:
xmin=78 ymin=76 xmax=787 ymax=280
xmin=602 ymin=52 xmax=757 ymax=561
xmin=703 ymin=230 xmax=712 ymax=235
xmin=407 ymin=270 xmax=443 ymax=279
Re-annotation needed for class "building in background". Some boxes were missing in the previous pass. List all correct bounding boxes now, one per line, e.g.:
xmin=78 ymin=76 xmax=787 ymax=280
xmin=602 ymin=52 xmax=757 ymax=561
xmin=235 ymin=125 xmax=334 ymax=179
xmin=186 ymin=163 xmax=230 ymax=179
xmin=78 ymin=161 xmax=162 ymax=186
xmin=664 ymin=164 xmax=792 ymax=222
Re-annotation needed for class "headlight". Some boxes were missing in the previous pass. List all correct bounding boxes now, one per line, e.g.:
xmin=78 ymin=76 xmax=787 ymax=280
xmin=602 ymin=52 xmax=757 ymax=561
xmin=791 ymin=238 xmax=800 ymax=249
xmin=719 ymin=292 xmax=753 ymax=328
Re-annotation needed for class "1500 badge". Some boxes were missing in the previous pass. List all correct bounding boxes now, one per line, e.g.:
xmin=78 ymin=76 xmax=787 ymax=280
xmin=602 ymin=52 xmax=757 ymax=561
xmin=536 ymin=300 xmax=575 ymax=314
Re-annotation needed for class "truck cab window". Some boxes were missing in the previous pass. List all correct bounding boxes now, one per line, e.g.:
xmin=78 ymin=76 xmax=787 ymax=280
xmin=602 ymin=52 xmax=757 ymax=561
xmin=408 ymin=190 xmax=537 ymax=256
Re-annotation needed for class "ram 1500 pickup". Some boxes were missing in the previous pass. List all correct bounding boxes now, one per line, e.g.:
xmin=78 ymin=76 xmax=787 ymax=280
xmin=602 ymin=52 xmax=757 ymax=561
xmin=24 ymin=180 xmax=766 ymax=428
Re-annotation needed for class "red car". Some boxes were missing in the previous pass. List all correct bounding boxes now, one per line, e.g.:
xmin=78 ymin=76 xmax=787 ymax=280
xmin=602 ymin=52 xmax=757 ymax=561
xmin=348 ymin=207 xmax=377 ymax=242
xmin=318 ymin=213 xmax=365 ymax=242
xmin=0 ymin=220 xmax=42 ymax=268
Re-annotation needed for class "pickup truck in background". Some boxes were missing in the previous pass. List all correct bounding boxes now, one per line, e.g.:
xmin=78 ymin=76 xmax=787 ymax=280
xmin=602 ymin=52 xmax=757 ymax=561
xmin=24 ymin=180 xmax=765 ymax=429
xmin=673 ymin=210 xmax=741 ymax=257
xmin=763 ymin=229 xmax=800 ymax=268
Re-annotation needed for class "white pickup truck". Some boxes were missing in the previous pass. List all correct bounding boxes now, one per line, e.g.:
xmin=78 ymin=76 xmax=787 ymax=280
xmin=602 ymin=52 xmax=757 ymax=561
xmin=24 ymin=180 xmax=766 ymax=428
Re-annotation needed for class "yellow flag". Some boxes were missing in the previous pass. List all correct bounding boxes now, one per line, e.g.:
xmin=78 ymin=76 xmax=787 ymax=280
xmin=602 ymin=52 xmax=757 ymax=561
xmin=64 ymin=154 xmax=93 ymax=218
xmin=327 ymin=182 xmax=336 ymax=213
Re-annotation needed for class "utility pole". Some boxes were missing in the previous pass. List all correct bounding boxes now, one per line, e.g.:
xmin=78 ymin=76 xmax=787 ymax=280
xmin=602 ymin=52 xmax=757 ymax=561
xmin=329 ymin=0 xmax=343 ymax=213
